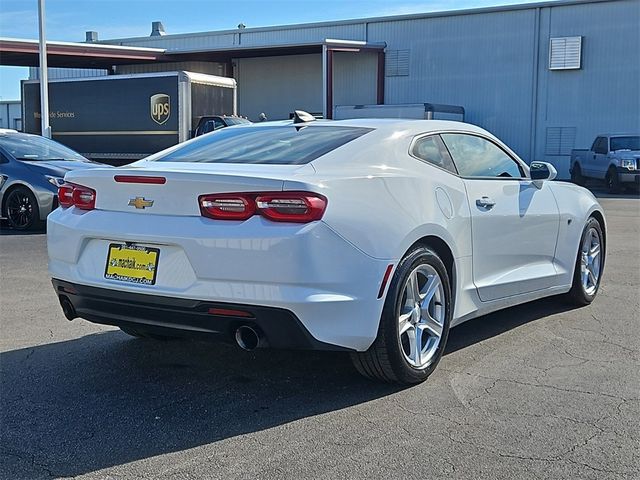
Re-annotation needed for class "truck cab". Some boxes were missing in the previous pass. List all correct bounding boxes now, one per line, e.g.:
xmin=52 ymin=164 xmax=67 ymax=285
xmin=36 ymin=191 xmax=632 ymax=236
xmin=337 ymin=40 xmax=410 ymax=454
xmin=570 ymin=134 xmax=640 ymax=192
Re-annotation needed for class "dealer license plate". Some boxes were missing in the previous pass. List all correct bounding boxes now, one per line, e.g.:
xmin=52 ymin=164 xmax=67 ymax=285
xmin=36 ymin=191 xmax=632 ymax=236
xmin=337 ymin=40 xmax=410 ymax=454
xmin=104 ymin=243 xmax=160 ymax=285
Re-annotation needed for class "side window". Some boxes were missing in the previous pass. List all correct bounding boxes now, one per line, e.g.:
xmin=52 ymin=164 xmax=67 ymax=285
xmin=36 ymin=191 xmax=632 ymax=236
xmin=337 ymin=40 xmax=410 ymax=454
xmin=593 ymin=137 xmax=608 ymax=155
xmin=213 ymin=118 xmax=225 ymax=130
xmin=202 ymin=121 xmax=216 ymax=134
xmin=441 ymin=133 xmax=524 ymax=179
xmin=411 ymin=135 xmax=457 ymax=174
xmin=0 ymin=152 xmax=8 ymax=164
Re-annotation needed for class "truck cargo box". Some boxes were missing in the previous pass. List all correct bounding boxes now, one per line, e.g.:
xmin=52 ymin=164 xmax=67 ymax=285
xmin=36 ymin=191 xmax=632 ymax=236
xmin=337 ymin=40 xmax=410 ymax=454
xmin=23 ymin=71 xmax=237 ymax=165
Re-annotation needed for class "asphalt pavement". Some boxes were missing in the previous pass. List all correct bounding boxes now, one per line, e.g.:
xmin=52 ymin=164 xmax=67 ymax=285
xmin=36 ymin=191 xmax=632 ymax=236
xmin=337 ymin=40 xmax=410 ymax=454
xmin=1 ymin=194 xmax=639 ymax=480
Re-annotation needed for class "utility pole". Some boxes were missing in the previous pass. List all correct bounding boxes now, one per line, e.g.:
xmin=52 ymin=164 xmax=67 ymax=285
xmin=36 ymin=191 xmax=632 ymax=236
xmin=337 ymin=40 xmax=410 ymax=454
xmin=37 ymin=0 xmax=51 ymax=138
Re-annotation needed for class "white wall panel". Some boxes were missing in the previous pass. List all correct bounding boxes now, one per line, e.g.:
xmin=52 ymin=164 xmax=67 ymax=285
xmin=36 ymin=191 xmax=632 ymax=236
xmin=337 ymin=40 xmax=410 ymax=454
xmin=333 ymin=51 xmax=378 ymax=107
xmin=234 ymin=54 xmax=322 ymax=121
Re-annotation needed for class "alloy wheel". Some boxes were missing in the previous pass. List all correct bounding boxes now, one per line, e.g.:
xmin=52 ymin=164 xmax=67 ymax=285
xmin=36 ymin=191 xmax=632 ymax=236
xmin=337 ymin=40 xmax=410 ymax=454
xmin=581 ymin=227 xmax=602 ymax=295
xmin=398 ymin=264 xmax=445 ymax=369
xmin=6 ymin=190 xmax=35 ymax=229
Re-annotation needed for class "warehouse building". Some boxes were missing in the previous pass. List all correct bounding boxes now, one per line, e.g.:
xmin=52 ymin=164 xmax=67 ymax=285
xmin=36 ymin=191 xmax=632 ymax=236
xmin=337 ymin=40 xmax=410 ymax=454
xmin=8 ymin=0 xmax=640 ymax=177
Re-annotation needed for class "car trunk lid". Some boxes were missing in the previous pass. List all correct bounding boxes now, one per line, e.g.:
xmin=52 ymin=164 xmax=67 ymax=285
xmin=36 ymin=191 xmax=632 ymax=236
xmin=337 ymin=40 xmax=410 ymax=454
xmin=63 ymin=163 xmax=312 ymax=216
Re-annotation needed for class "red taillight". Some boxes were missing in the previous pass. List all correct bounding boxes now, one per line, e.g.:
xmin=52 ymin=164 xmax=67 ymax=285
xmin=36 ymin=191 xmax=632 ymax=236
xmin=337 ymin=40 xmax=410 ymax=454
xmin=199 ymin=194 xmax=256 ymax=220
xmin=58 ymin=183 xmax=96 ymax=210
xmin=58 ymin=184 xmax=75 ymax=208
xmin=198 ymin=192 xmax=327 ymax=223
xmin=256 ymin=192 xmax=327 ymax=223
xmin=114 ymin=175 xmax=166 ymax=184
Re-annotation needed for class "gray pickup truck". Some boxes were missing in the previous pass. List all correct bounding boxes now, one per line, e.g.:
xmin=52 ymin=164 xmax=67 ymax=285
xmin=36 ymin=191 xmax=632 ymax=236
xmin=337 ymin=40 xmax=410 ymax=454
xmin=570 ymin=134 xmax=640 ymax=192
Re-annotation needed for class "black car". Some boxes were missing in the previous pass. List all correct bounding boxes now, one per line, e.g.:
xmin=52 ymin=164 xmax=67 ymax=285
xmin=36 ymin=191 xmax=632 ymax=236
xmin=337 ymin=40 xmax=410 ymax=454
xmin=192 ymin=116 xmax=251 ymax=137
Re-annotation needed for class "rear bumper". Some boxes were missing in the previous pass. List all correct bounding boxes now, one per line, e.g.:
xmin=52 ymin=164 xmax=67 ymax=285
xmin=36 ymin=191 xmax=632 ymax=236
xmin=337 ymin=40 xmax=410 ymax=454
xmin=53 ymin=279 xmax=351 ymax=351
xmin=47 ymin=208 xmax=392 ymax=351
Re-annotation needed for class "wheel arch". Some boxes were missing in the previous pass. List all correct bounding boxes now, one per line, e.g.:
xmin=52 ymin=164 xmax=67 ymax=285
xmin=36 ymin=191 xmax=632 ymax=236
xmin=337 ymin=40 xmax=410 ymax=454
xmin=404 ymin=235 xmax=456 ymax=304
xmin=589 ymin=209 xmax=607 ymax=263
xmin=1 ymin=181 xmax=39 ymax=216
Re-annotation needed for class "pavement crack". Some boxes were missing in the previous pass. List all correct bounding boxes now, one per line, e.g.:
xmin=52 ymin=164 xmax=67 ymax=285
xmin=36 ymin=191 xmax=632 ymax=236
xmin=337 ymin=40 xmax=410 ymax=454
xmin=0 ymin=448 xmax=59 ymax=478
xmin=460 ymin=372 xmax=634 ymax=402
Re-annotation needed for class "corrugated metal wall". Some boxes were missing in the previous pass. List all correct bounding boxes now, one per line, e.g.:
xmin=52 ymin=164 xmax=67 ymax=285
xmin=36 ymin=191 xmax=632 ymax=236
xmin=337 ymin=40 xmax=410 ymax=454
xmin=0 ymin=101 xmax=22 ymax=130
xmin=333 ymin=51 xmax=378 ymax=107
xmin=116 ymin=61 xmax=228 ymax=76
xmin=367 ymin=8 xmax=538 ymax=161
xmin=234 ymin=54 xmax=323 ymax=121
xmin=29 ymin=67 xmax=108 ymax=79
xmin=110 ymin=24 xmax=366 ymax=50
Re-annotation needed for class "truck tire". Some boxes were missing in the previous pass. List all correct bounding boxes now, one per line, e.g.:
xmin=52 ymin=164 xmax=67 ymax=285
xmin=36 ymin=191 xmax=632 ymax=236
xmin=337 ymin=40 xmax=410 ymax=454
xmin=605 ymin=168 xmax=621 ymax=194
xmin=570 ymin=164 xmax=584 ymax=186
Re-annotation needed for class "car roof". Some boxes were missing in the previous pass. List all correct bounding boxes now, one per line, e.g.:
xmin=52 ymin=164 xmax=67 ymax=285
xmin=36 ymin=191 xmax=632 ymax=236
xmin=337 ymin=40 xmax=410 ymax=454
xmin=247 ymin=118 xmax=488 ymax=137
xmin=0 ymin=128 xmax=19 ymax=135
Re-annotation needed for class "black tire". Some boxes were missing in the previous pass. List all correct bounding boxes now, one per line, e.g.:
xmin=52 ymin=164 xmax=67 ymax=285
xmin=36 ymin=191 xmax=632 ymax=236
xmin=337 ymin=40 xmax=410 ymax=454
xmin=605 ymin=168 xmax=621 ymax=194
xmin=119 ymin=326 xmax=176 ymax=340
xmin=565 ymin=217 xmax=604 ymax=306
xmin=4 ymin=187 xmax=41 ymax=231
xmin=351 ymin=246 xmax=452 ymax=384
xmin=570 ymin=164 xmax=584 ymax=186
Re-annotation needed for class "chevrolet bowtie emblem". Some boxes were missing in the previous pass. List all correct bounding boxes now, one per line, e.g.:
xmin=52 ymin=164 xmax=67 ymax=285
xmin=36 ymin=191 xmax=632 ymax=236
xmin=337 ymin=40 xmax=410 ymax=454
xmin=128 ymin=197 xmax=154 ymax=209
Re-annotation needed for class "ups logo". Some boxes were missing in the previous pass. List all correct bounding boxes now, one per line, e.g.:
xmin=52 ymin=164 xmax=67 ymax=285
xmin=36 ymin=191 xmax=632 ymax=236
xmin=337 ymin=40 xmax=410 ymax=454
xmin=150 ymin=94 xmax=170 ymax=125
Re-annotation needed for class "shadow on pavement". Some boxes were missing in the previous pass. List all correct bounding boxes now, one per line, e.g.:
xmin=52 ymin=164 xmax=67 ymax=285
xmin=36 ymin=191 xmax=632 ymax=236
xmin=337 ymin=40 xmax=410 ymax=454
xmin=0 ymin=332 xmax=398 ymax=478
xmin=0 ymin=224 xmax=46 ymax=235
xmin=445 ymin=296 xmax=575 ymax=354
xmin=1 ymin=295 xmax=574 ymax=477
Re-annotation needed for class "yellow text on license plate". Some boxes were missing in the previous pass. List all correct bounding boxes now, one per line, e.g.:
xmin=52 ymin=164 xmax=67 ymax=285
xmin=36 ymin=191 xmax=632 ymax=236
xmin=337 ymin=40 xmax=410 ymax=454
xmin=104 ymin=244 xmax=159 ymax=285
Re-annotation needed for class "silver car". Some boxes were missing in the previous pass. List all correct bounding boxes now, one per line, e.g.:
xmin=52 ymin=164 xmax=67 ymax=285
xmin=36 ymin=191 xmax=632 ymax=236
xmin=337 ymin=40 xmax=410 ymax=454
xmin=0 ymin=129 xmax=108 ymax=230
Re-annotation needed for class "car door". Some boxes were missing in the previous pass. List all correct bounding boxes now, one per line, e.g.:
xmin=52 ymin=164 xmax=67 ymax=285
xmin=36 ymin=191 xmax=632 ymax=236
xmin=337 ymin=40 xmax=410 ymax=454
xmin=441 ymin=133 xmax=560 ymax=302
xmin=591 ymin=136 xmax=609 ymax=179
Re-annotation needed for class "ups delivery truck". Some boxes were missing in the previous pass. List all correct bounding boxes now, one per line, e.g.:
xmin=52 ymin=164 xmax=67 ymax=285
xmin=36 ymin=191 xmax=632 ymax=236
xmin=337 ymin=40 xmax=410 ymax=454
xmin=22 ymin=71 xmax=237 ymax=165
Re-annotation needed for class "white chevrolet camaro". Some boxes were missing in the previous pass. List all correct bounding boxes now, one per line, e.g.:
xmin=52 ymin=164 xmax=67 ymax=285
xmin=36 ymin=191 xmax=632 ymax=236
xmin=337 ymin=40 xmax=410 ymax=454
xmin=48 ymin=116 xmax=606 ymax=384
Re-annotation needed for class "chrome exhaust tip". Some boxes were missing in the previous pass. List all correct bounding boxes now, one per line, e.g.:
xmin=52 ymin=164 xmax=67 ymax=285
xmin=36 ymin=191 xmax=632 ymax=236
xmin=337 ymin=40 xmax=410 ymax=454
xmin=59 ymin=295 xmax=77 ymax=321
xmin=235 ymin=325 xmax=262 ymax=351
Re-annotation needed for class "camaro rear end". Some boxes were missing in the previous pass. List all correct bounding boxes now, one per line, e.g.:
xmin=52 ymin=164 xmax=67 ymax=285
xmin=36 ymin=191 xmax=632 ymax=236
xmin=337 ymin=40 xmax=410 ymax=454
xmin=48 ymin=118 xmax=606 ymax=384
xmin=48 ymin=123 xmax=390 ymax=353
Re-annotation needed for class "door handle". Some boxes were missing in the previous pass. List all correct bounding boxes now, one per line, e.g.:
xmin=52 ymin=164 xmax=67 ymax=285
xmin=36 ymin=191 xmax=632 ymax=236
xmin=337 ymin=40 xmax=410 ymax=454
xmin=476 ymin=196 xmax=496 ymax=209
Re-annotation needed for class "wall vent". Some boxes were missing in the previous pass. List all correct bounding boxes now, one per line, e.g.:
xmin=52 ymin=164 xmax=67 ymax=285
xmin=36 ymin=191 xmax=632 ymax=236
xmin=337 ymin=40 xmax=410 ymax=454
xmin=545 ymin=127 xmax=577 ymax=155
xmin=549 ymin=36 xmax=582 ymax=70
xmin=385 ymin=50 xmax=410 ymax=76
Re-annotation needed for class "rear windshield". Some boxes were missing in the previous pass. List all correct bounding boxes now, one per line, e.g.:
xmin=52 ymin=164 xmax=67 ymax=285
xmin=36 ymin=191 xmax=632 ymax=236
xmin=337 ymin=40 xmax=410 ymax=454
xmin=152 ymin=125 xmax=373 ymax=165
xmin=610 ymin=136 xmax=640 ymax=151
xmin=0 ymin=133 xmax=87 ymax=162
